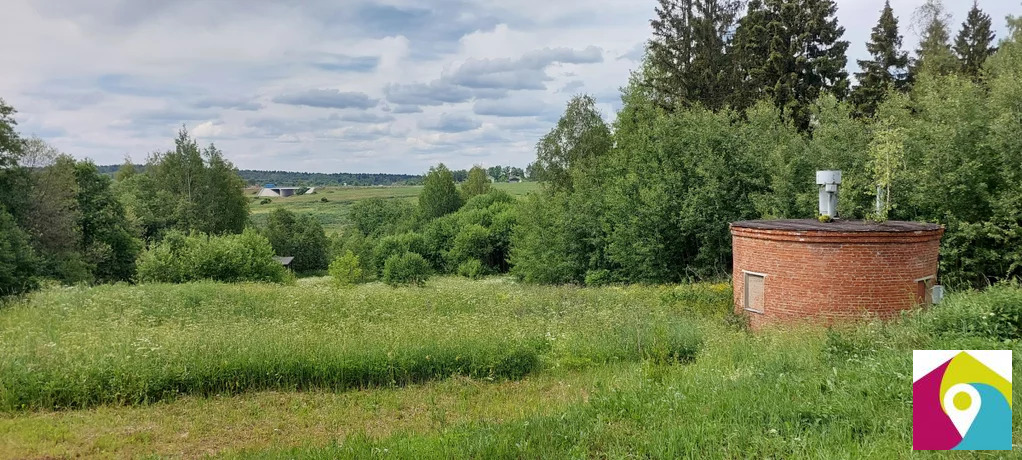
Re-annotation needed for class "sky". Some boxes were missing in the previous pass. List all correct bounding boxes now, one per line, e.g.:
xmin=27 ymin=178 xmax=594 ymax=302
xmin=1 ymin=0 xmax=1017 ymax=174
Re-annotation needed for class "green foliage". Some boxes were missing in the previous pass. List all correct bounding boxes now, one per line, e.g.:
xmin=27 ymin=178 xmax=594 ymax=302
xmin=460 ymin=165 xmax=491 ymax=199
xmin=72 ymin=161 xmax=142 ymax=283
xmin=260 ymin=198 xmax=271 ymax=205
xmin=953 ymin=2 xmax=996 ymax=78
xmin=373 ymin=232 xmax=427 ymax=273
xmin=0 ymin=99 xmax=30 ymax=223
xmin=418 ymin=164 xmax=462 ymax=220
xmin=866 ymin=118 xmax=907 ymax=221
xmin=912 ymin=0 xmax=957 ymax=77
xmin=263 ymin=208 xmax=329 ymax=272
xmin=647 ymin=0 xmax=742 ymax=110
xmin=117 ymin=129 xmax=248 ymax=240
xmin=329 ymin=250 xmax=364 ymax=287
xmin=135 ymin=229 xmax=288 ymax=284
xmin=584 ymin=269 xmax=612 ymax=287
xmin=456 ymin=259 xmax=486 ymax=279
xmin=738 ymin=0 xmax=850 ymax=131
xmin=382 ymin=252 xmax=431 ymax=286
xmin=533 ymin=95 xmax=612 ymax=192
xmin=0 ymin=210 xmax=38 ymax=297
xmin=349 ymin=197 xmax=415 ymax=237
xmin=331 ymin=230 xmax=377 ymax=279
xmin=851 ymin=0 xmax=910 ymax=118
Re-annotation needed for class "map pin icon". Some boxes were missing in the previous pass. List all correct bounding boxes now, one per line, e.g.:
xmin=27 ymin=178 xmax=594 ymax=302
xmin=943 ymin=383 xmax=981 ymax=437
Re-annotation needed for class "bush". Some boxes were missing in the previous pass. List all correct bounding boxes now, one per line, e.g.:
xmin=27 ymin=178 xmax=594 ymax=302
xmin=136 ymin=229 xmax=288 ymax=284
xmin=349 ymin=198 xmax=415 ymax=237
xmin=263 ymin=208 xmax=329 ymax=272
xmin=457 ymin=259 xmax=486 ymax=279
xmin=329 ymin=250 xmax=364 ymax=287
xmin=382 ymin=252 xmax=431 ymax=286
xmin=0 ymin=210 xmax=39 ymax=297
xmin=584 ymin=269 xmax=612 ymax=286
xmin=373 ymin=232 xmax=427 ymax=273
xmin=259 ymin=198 xmax=272 ymax=205
xmin=449 ymin=224 xmax=491 ymax=267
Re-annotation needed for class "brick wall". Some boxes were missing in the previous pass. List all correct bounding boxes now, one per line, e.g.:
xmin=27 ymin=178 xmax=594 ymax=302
xmin=731 ymin=225 xmax=944 ymax=329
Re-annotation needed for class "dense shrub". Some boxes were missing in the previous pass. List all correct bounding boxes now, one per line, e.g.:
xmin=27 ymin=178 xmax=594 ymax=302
xmin=349 ymin=197 xmax=415 ymax=237
xmin=382 ymin=252 xmax=431 ymax=286
xmin=0 ymin=210 xmax=38 ymax=297
xmin=135 ymin=229 xmax=288 ymax=284
xmin=329 ymin=250 xmax=364 ymax=287
xmin=331 ymin=231 xmax=377 ymax=279
xmin=373 ymin=232 xmax=427 ymax=273
xmin=457 ymin=259 xmax=486 ymax=279
xmin=449 ymin=224 xmax=491 ymax=267
xmin=262 ymin=208 xmax=329 ymax=272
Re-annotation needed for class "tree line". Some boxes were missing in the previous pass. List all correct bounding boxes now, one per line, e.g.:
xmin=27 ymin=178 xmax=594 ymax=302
xmin=2 ymin=0 xmax=1019 ymax=295
xmin=509 ymin=0 xmax=1020 ymax=289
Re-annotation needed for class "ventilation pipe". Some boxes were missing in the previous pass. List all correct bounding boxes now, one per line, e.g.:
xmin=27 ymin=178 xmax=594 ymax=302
xmin=816 ymin=170 xmax=841 ymax=218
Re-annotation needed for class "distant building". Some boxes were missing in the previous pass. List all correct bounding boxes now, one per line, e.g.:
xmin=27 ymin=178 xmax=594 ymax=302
xmin=258 ymin=186 xmax=301 ymax=197
xmin=508 ymin=176 xmax=522 ymax=183
xmin=273 ymin=256 xmax=294 ymax=267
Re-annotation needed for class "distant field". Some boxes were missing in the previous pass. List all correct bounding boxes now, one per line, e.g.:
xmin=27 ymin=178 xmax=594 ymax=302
xmin=249 ymin=182 xmax=540 ymax=234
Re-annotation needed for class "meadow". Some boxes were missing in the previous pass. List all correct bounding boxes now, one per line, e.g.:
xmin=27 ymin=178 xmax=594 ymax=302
xmin=1 ymin=277 xmax=1020 ymax=458
xmin=248 ymin=182 xmax=539 ymax=235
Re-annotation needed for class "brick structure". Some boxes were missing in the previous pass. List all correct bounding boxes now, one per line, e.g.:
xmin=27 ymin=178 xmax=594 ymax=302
xmin=730 ymin=219 xmax=944 ymax=328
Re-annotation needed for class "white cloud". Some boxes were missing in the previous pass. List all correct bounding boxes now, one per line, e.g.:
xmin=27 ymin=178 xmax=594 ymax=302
xmin=0 ymin=0 xmax=1014 ymax=174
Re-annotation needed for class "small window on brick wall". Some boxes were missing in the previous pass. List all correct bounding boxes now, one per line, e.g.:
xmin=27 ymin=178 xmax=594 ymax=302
xmin=744 ymin=272 xmax=765 ymax=313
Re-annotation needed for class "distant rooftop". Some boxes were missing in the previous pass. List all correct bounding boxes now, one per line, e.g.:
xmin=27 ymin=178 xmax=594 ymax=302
xmin=731 ymin=219 xmax=942 ymax=232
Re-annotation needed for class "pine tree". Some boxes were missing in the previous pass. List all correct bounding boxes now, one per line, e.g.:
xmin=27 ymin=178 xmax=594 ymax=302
xmin=743 ymin=0 xmax=849 ymax=131
xmin=730 ymin=0 xmax=772 ymax=111
xmin=912 ymin=0 xmax=957 ymax=77
xmin=647 ymin=0 xmax=741 ymax=110
xmin=851 ymin=0 xmax=910 ymax=118
xmin=954 ymin=1 xmax=996 ymax=78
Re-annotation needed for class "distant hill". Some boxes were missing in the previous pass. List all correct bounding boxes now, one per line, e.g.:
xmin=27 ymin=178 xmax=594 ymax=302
xmin=96 ymin=165 xmax=422 ymax=186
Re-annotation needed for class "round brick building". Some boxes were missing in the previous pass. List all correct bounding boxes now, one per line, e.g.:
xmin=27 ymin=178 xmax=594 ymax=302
xmin=730 ymin=219 xmax=944 ymax=328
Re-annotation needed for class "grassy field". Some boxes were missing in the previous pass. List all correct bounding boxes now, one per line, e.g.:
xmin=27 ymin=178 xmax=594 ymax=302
xmin=1 ymin=276 xmax=1020 ymax=458
xmin=248 ymin=182 xmax=540 ymax=235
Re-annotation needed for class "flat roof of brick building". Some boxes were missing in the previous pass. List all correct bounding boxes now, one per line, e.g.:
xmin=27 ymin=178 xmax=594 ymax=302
xmin=730 ymin=219 xmax=942 ymax=233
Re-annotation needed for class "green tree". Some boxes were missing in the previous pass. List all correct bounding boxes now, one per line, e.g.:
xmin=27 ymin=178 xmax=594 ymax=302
xmin=460 ymin=165 xmax=491 ymax=199
xmin=0 ymin=99 xmax=30 ymax=221
xmin=533 ymin=95 xmax=612 ymax=192
xmin=349 ymin=197 xmax=415 ymax=237
xmin=329 ymin=250 xmax=364 ymax=286
xmin=418 ymin=164 xmax=462 ymax=220
xmin=0 ymin=209 xmax=38 ymax=296
xmin=121 ymin=129 xmax=248 ymax=239
xmin=647 ymin=0 xmax=742 ymax=110
xmin=73 ymin=161 xmax=142 ymax=283
xmin=730 ymin=0 xmax=772 ymax=111
xmin=867 ymin=118 xmax=908 ymax=221
xmin=851 ymin=0 xmax=911 ymax=118
xmin=24 ymin=150 xmax=88 ymax=282
xmin=912 ymin=0 xmax=957 ymax=77
xmin=263 ymin=208 xmax=329 ymax=272
xmin=744 ymin=0 xmax=850 ymax=131
xmin=953 ymin=1 xmax=996 ymax=78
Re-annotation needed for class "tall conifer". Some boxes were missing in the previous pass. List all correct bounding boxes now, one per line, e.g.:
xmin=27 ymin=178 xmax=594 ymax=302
xmin=851 ymin=0 xmax=910 ymax=118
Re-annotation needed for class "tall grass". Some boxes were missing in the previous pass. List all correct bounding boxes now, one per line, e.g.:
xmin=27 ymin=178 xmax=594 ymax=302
xmin=0 ymin=278 xmax=721 ymax=411
xmin=238 ymin=285 xmax=1022 ymax=459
